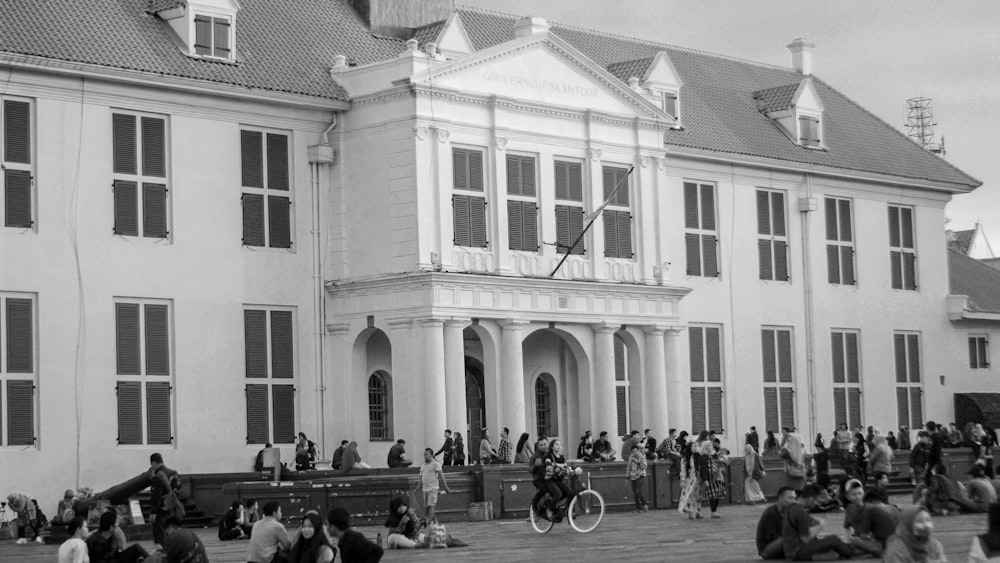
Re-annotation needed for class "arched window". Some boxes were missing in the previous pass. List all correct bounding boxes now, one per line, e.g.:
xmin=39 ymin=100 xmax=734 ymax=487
xmin=368 ymin=371 xmax=392 ymax=441
xmin=535 ymin=377 xmax=552 ymax=438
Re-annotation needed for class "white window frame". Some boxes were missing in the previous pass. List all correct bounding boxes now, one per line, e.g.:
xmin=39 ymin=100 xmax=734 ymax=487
xmin=114 ymin=297 xmax=174 ymax=448
xmin=970 ymin=335 xmax=990 ymax=370
xmin=761 ymin=326 xmax=795 ymax=432
xmin=825 ymin=196 xmax=856 ymax=286
xmin=240 ymin=126 xmax=294 ymax=251
xmin=1 ymin=96 xmax=35 ymax=233
xmin=112 ymin=109 xmax=172 ymax=242
xmin=684 ymin=180 xmax=720 ymax=278
xmin=654 ymin=88 xmax=680 ymax=122
xmin=614 ymin=334 xmax=631 ymax=437
xmin=505 ymin=151 xmax=539 ymax=254
xmin=797 ymin=111 xmax=823 ymax=149
xmin=888 ymin=204 xmax=918 ymax=291
xmin=0 ymin=292 xmax=38 ymax=448
xmin=451 ymin=144 xmax=489 ymax=249
xmin=191 ymin=11 xmax=235 ymax=61
xmin=894 ymin=331 xmax=923 ymax=429
xmin=243 ymin=305 xmax=298 ymax=445
xmin=602 ymin=164 xmax=633 ymax=261
xmin=831 ymin=329 xmax=863 ymax=429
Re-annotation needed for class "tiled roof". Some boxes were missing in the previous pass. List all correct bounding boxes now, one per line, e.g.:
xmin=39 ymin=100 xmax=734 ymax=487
xmin=949 ymin=249 xmax=1000 ymax=314
xmin=146 ymin=0 xmax=184 ymax=13
xmin=605 ymin=56 xmax=653 ymax=82
xmin=947 ymin=229 xmax=975 ymax=254
xmin=752 ymin=83 xmax=799 ymax=114
xmin=411 ymin=21 xmax=446 ymax=45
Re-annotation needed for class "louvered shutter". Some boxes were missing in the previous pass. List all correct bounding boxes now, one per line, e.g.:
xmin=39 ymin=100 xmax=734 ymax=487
xmin=7 ymin=380 xmax=34 ymax=446
xmin=616 ymin=386 xmax=627 ymax=436
xmin=763 ymin=387 xmax=778 ymax=433
xmin=112 ymin=114 xmax=136 ymax=175
xmin=901 ymin=208 xmax=914 ymax=248
xmin=903 ymin=253 xmax=917 ymax=290
xmin=833 ymin=389 xmax=847 ymax=426
xmin=568 ymin=163 xmax=583 ymax=201
xmin=554 ymin=162 xmax=569 ymax=199
xmin=970 ymin=338 xmax=979 ymax=369
xmin=141 ymin=117 xmax=165 ymax=178
xmin=4 ymin=100 xmax=31 ymax=164
xmin=907 ymin=334 xmax=920 ymax=382
xmin=244 ymin=310 xmax=267 ymax=378
xmin=469 ymin=196 xmax=487 ymax=247
xmin=838 ymin=200 xmax=852 ymax=242
xmin=142 ymin=183 xmax=168 ymax=238
xmin=890 ymin=251 xmax=903 ymax=289
xmin=684 ymin=183 xmax=698 ymax=229
xmin=708 ymin=387 xmax=723 ymax=433
xmin=6 ymin=298 xmax=32 ymax=373
xmin=777 ymin=330 xmax=792 ymax=382
xmin=213 ymin=18 xmax=231 ymax=57
xmin=555 ymin=205 xmax=570 ymax=254
xmin=772 ymin=192 xmax=786 ymax=236
xmin=896 ymin=387 xmax=909 ymax=427
xmin=610 ymin=168 xmax=628 ymax=206
xmin=506 ymin=156 xmax=521 ymax=195
xmin=888 ymin=206 xmax=900 ymax=247
xmin=602 ymin=168 xmax=615 ymax=201
xmin=824 ymin=199 xmax=838 ymax=241
xmin=848 ymin=388 xmax=862 ymax=429
xmin=266 ymin=134 xmax=289 ymax=191
xmin=117 ymin=381 xmax=142 ymax=445
xmin=756 ymin=191 xmax=771 ymax=235
xmin=775 ymin=241 xmax=789 ymax=281
xmin=246 ymin=384 xmax=269 ymax=444
xmin=468 ymin=151 xmax=484 ymax=192
xmin=242 ymin=193 xmax=265 ymax=246
xmin=845 ymin=333 xmax=859 ymax=383
xmin=522 ymin=202 xmax=538 ymax=251
xmin=841 ymin=247 xmax=855 ymax=285
xmin=700 ymin=185 xmax=715 ymax=230
xmin=616 ymin=210 xmax=632 ymax=258
xmin=568 ymin=207 xmax=584 ymax=254
xmin=0 ymin=383 xmax=3 ymax=445
xmin=270 ymin=311 xmax=294 ymax=379
xmin=113 ymin=180 xmax=139 ymax=236
xmin=690 ymin=387 xmax=706 ymax=433
xmin=452 ymin=149 xmax=469 ymax=190
xmin=702 ymin=235 xmax=719 ymax=277
xmin=194 ymin=15 xmax=212 ymax=55
xmin=116 ymin=304 xmax=141 ymax=375
xmin=705 ymin=327 xmax=721 ymax=382
xmin=758 ymin=239 xmax=773 ymax=280
xmin=685 ymin=233 xmax=701 ymax=276
xmin=453 ymin=195 xmax=470 ymax=247
xmin=268 ymin=195 xmax=291 ymax=249
xmin=614 ymin=337 xmax=626 ymax=381
xmin=5 ymin=169 xmax=32 ymax=228
xmin=910 ymin=388 xmax=923 ymax=428
xmin=832 ymin=333 xmax=845 ymax=383
xmin=146 ymin=382 xmax=172 ymax=444
xmin=507 ymin=201 xmax=523 ymax=251
xmin=603 ymin=209 xmax=618 ymax=258
xmin=826 ymin=245 xmax=840 ymax=284
xmin=144 ymin=304 xmax=169 ymax=376
xmin=779 ymin=388 xmax=794 ymax=430
xmin=761 ymin=329 xmax=776 ymax=382
xmin=893 ymin=334 xmax=907 ymax=382
xmin=688 ymin=327 xmax=704 ymax=382
xmin=271 ymin=385 xmax=295 ymax=444
xmin=241 ymin=131 xmax=264 ymax=188
xmin=979 ymin=338 xmax=990 ymax=368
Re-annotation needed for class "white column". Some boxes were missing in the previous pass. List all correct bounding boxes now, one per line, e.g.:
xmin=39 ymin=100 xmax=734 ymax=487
xmin=643 ymin=326 xmax=669 ymax=436
xmin=443 ymin=319 xmax=468 ymax=435
xmin=665 ymin=328 xmax=686 ymax=430
xmin=592 ymin=323 xmax=618 ymax=439
xmin=421 ymin=319 xmax=447 ymax=449
xmin=500 ymin=320 xmax=527 ymax=433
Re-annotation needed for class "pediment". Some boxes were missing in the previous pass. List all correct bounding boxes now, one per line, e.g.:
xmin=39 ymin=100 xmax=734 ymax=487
xmin=643 ymin=51 xmax=683 ymax=90
xmin=410 ymin=32 xmax=668 ymax=119
xmin=436 ymin=12 xmax=473 ymax=57
xmin=792 ymin=78 xmax=823 ymax=113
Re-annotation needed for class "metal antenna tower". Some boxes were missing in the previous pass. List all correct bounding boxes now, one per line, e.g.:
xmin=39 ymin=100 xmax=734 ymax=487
xmin=905 ymin=97 xmax=945 ymax=156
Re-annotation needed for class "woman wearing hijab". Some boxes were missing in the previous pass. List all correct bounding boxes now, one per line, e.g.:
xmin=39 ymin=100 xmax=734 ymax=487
xmin=781 ymin=428 xmax=806 ymax=480
xmin=514 ymin=432 xmax=533 ymax=463
xmin=678 ymin=432 xmax=709 ymax=519
xmin=288 ymin=512 xmax=335 ymax=563
xmin=882 ymin=506 xmax=945 ymax=562
xmin=743 ymin=444 xmax=765 ymax=504
xmin=383 ymin=496 xmax=420 ymax=549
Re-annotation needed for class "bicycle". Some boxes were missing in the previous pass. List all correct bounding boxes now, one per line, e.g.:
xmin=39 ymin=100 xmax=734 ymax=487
xmin=528 ymin=469 xmax=605 ymax=533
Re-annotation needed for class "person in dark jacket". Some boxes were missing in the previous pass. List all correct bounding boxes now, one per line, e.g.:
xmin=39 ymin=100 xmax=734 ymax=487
xmin=756 ymin=486 xmax=795 ymax=559
xmin=910 ymin=431 xmax=931 ymax=485
xmin=331 ymin=440 xmax=348 ymax=470
xmin=86 ymin=509 xmax=150 ymax=563
xmin=218 ymin=501 xmax=248 ymax=540
xmin=925 ymin=422 xmax=945 ymax=485
xmin=327 ymin=507 xmax=383 ymax=563
xmin=434 ymin=430 xmax=454 ymax=466
xmin=149 ymin=452 xmax=181 ymax=549
xmin=386 ymin=439 xmax=412 ymax=468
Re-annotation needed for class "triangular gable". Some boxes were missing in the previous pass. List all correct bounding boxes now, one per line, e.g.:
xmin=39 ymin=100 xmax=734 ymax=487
xmin=643 ymin=51 xmax=683 ymax=90
xmin=436 ymin=12 xmax=474 ymax=57
xmin=792 ymin=78 xmax=824 ymax=113
xmin=409 ymin=31 xmax=669 ymax=120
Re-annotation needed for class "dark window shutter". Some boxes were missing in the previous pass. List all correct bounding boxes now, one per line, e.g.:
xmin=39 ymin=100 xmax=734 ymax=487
xmin=6 ymin=298 xmax=32 ymax=373
xmin=194 ymin=15 xmax=212 ymax=55
xmin=777 ymin=330 xmax=792 ymax=382
xmin=779 ymin=387 xmax=794 ymax=430
xmin=213 ymin=18 xmax=231 ymax=56
xmin=888 ymin=206 xmax=901 ymax=248
xmin=616 ymin=210 xmax=632 ymax=258
xmin=116 ymin=304 xmax=141 ymax=375
xmin=772 ymin=192 xmax=786 ymax=237
xmin=468 ymin=151 xmax=484 ymax=192
xmin=826 ymin=245 xmax=840 ymax=284
xmin=763 ymin=387 xmax=778 ymax=433
xmin=5 ymin=169 xmax=32 ymax=228
xmin=521 ymin=158 xmax=536 ymax=196
xmin=848 ymin=388 xmax=862 ymax=429
xmin=702 ymin=235 xmax=719 ymax=277
xmin=469 ymin=196 xmax=487 ymax=247
xmin=608 ymin=168 xmax=628 ymax=206
xmin=523 ymin=202 xmax=538 ymax=251
xmin=840 ymin=246 xmax=855 ymax=285
xmin=893 ymin=334 xmax=907 ymax=383
xmin=615 ymin=386 xmax=627 ymax=437
xmin=271 ymin=385 xmax=295 ymax=444
xmin=7 ymin=380 xmax=33 ymax=445
xmin=113 ymin=180 xmax=139 ymax=236
xmin=506 ymin=155 xmax=521 ymax=195
xmin=824 ymin=198 xmax=838 ymax=241
xmin=4 ymin=100 xmax=31 ymax=164
xmin=896 ymin=387 xmax=909 ymax=428
xmin=700 ymin=184 xmax=715 ymax=230
xmin=141 ymin=117 xmax=165 ymax=178
xmin=910 ymin=388 xmax=923 ymax=428
xmin=246 ymin=384 xmax=269 ymax=444
xmin=688 ymin=327 xmax=704 ymax=382
xmin=979 ymin=338 xmax=989 ymax=368
xmin=901 ymin=208 xmax=914 ymax=248
xmin=969 ymin=337 xmax=979 ymax=369
xmin=833 ymin=388 xmax=846 ymax=426
xmin=555 ymin=205 xmax=570 ymax=254
xmin=146 ymin=382 xmax=172 ymax=444
xmin=756 ymin=191 xmax=771 ymax=235
xmin=453 ymin=194 xmax=470 ymax=247
xmin=690 ymin=387 xmax=706 ymax=433
xmin=554 ymin=162 xmax=569 ymax=200
xmin=838 ymin=200 xmax=852 ymax=242
xmin=604 ymin=209 xmax=618 ymax=257
xmin=112 ymin=114 xmax=136 ymax=175
xmin=268 ymin=195 xmax=292 ymax=249
xmin=831 ymin=332 xmax=845 ymax=383
xmin=708 ymin=387 xmax=723 ymax=433
xmin=507 ymin=200 xmax=523 ymax=251
xmin=117 ymin=381 xmax=142 ymax=445
xmin=758 ymin=239 xmax=773 ymax=280
xmin=242 ymin=193 xmax=265 ymax=247
xmin=569 ymin=207 xmax=584 ymax=254
xmin=907 ymin=334 xmax=920 ymax=382
xmin=568 ymin=163 xmax=583 ymax=201
xmin=685 ymin=233 xmax=701 ymax=276
xmin=761 ymin=329 xmax=776 ymax=382
xmin=241 ymin=131 xmax=264 ymax=188
xmin=244 ymin=310 xmax=268 ymax=378
xmin=846 ymin=332 xmax=860 ymax=383
xmin=903 ymin=253 xmax=917 ymax=290
xmin=270 ymin=311 xmax=294 ymax=379
xmin=142 ymin=183 xmax=168 ymax=238
xmin=890 ymin=251 xmax=903 ymax=289
xmin=684 ymin=182 xmax=698 ymax=229
xmin=705 ymin=327 xmax=722 ymax=382
xmin=775 ymin=241 xmax=789 ymax=281
xmin=266 ymin=133 xmax=289 ymax=191
xmin=144 ymin=304 xmax=170 ymax=376
xmin=614 ymin=336 xmax=627 ymax=381
xmin=452 ymin=149 xmax=469 ymax=190
xmin=602 ymin=167 xmax=615 ymax=201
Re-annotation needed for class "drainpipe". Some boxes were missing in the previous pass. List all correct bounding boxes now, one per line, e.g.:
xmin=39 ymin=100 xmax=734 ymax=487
xmin=798 ymin=174 xmax=818 ymax=444
xmin=309 ymin=114 xmax=337 ymax=456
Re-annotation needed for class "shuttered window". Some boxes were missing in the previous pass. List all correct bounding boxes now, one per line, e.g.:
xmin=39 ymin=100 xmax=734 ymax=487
xmin=602 ymin=166 xmax=633 ymax=259
xmin=761 ymin=328 xmax=795 ymax=432
xmin=194 ymin=14 xmax=232 ymax=59
xmin=888 ymin=205 xmax=917 ymax=290
xmin=825 ymin=197 xmax=856 ymax=285
xmin=0 ymin=294 xmax=36 ymax=447
xmin=2 ymin=98 xmax=34 ymax=229
xmin=798 ymin=115 xmax=821 ymax=147
xmin=241 ymin=129 xmax=292 ymax=249
xmin=757 ymin=189 xmax=790 ymax=281
xmin=831 ymin=330 xmax=862 ymax=429
xmin=506 ymin=154 xmax=538 ymax=252
xmin=244 ymin=307 xmax=296 ymax=444
xmin=452 ymin=148 xmax=487 ymax=248
xmin=614 ymin=335 xmax=630 ymax=437
xmin=684 ymin=181 xmax=719 ymax=277
xmin=689 ymin=325 xmax=723 ymax=433
xmin=368 ymin=371 xmax=392 ymax=441
xmin=554 ymin=161 xmax=585 ymax=255
xmin=114 ymin=299 xmax=173 ymax=445
xmin=112 ymin=112 xmax=169 ymax=239
xmin=894 ymin=332 xmax=923 ymax=428
xmin=969 ymin=335 xmax=990 ymax=369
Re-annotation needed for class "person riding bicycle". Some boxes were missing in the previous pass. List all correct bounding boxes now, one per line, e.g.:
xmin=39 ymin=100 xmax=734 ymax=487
xmin=528 ymin=437 xmax=550 ymax=516
xmin=544 ymin=439 xmax=575 ymax=520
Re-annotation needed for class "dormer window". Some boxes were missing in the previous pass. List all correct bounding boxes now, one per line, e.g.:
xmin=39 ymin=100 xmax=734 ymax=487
xmin=753 ymin=78 xmax=825 ymax=149
xmin=194 ymin=14 xmax=231 ymax=59
xmin=798 ymin=115 xmax=821 ymax=148
xmin=149 ymin=0 xmax=239 ymax=62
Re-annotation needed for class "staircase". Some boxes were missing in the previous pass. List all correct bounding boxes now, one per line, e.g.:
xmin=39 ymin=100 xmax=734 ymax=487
xmin=135 ymin=491 xmax=215 ymax=528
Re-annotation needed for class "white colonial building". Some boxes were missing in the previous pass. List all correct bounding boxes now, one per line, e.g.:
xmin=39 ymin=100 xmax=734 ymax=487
xmin=0 ymin=0 xmax=987 ymax=502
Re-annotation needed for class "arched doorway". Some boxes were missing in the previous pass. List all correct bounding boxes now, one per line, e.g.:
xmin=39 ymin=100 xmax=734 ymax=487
xmin=465 ymin=358 xmax=486 ymax=464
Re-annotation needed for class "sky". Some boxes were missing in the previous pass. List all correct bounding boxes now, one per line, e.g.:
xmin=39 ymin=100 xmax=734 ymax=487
xmin=462 ymin=0 xmax=1000 ymax=250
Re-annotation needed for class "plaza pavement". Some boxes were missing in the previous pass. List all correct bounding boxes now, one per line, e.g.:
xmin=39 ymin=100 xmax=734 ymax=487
xmin=1 ymin=496 xmax=988 ymax=562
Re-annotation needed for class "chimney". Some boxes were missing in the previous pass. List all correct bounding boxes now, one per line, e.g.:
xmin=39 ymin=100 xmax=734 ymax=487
xmin=786 ymin=38 xmax=815 ymax=75
xmin=349 ymin=0 xmax=452 ymax=39
xmin=514 ymin=16 xmax=550 ymax=39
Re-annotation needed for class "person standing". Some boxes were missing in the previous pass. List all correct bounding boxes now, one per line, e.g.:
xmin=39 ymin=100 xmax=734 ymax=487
xmin=678 ymin=431 xmax=708 ymax=519
xmin=746 ymin=426 xmax=760 ymax=453
xmin=246 ymin=501 xmax=291 ymax=563
xmin=868 ymin=435 xmax=894 ymax=477
xmin=479 ymin=428 xmax=498 ymax=465
xmin=434 ymin=430 xmax=454 ymax=466
xmin=627 ymin=442 xmax=649 ymax=512
xmin=497 ymin=427 xmax=513 ymax=464
xmin=700 ymin=442 xmax=728 ymax=518
xmin=453 ymin=432 xmax=466 ymax=466
xmin=162 ymin=515 xmax=209 ymax=563
xmin=514 ymin=432 xmax=533 ymax=463
xmin=780 ymin=428 xmax=806 ymax=480
xmin=418 ymin=448 xmax=451 ymax=523
xmin=925 ymin=422 xmax=945 ymax=485
xmin=910 ymin=431 xmax=931 ymax=486
xmin=57 ymin=517 xmax=89 ymax=563
xmin=149 ymin=452 xmax=182 ymax=549
xmin=743 ymin=443 xmax=766 ymax=504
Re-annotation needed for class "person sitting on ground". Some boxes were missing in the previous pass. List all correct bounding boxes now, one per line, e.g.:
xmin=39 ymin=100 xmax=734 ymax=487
xmin=55 ymin=489 xmax=77 ymax=525
xmin=338 ymin=441 xmax=371 ymax=475
xmin=289 ymin=511 xmax=335 ymax=563
xmin=782 ymin=485 xmax=854 ymax=561
xmin=386 ymin=439 xmax=413 ymax=468
xmin=383 ymin=496 xmax=421 ymax=549
xmin=593 ymin=431 xmax=615 ymax=461
xmin=244 ymin=498 xmax=260 ymax=530
xmin=576 ymin=432 xmax=593 ymax=462
xmin=7 ymin=491 xmax=42 ymax=544
xmin=528 ymin=437 xmax=550 ymax=516
xmin=924 ymin=462 xmax=981 ymax=514
xmin=418 ymin=447 xmax=450 ymax=524
xmin=850 ymin=490 xmax=900 ymax=557
xmin=218 ymin=501 xmax=249 ymax=540
xmin=514 ymin=432 xmax=533 ymax=464
xmin=327 ymin=507 xmax=384 ymax=563
xmin=757 ymin=485 xmax=795 ymax=559
xmin=246 ymin=501 xmax=291 ymax=563
xmin=86 ymin=509 xmax=150 ymax=563
xmin=810 ymin=473 xmax=842 ymax=513
xmin=163 ymin=515 xmax=209 ymax=563
xmin=968 ymin=502 xmax=1000 ymax=562
xmin=295 ymin=432 xmax=318 ymax=471
xmin=331 ymin=440 xmax=349 ymax=470
xmin=882 ymin=506 xmax=945 ymax=562
xmin=57 ymin=517 xmax=89 ymax=563
xmin=871 ymin=471 xmax=891 ymax=504
xmin=969 ymin=464 xmax=999 ymax=512
xmin=842 ymin=478 xmax=866 ymax=535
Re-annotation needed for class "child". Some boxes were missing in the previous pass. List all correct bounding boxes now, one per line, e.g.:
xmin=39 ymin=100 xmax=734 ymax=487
xmin=327 ymin=507 xmax=384 ymax=563
xmin=627 ymin=443 xmax=649 ymax=512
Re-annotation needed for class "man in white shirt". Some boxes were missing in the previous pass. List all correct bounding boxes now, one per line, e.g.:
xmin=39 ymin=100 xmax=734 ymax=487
xmin=419 ymin=448 xmax=451 ymax=523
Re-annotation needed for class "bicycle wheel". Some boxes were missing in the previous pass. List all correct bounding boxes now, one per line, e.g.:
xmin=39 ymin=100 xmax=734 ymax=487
xmin=568 ymin=489 xmax=604 ymax=533
xmin=529 ymin=503 xmax=554 ymax=534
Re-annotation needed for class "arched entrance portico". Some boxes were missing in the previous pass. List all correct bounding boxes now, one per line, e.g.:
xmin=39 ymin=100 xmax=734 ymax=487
xmin=465 ymin=358 xmax=486 ymax=464
xmin=521 ymin=326 xmax=590 ymax=446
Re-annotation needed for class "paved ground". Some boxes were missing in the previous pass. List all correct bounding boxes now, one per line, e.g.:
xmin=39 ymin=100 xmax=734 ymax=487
xmin=1 ymin=497 xmax=988 ymax=562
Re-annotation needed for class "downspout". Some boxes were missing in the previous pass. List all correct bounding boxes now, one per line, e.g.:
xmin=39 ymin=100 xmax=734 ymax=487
xmin=309 ymin=114 xmax=338 ymax=456
xmin=799 ymin=174 xmax=818 ymax=444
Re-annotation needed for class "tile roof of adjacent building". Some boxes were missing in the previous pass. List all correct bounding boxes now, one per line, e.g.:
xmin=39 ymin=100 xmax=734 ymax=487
xmin=949 ymin=249 xmax=1000 ymax=314
xmin=146 ymin=0 xmax=185 ymax=13
xmin=947 ymin=229 xmax=975 ymax=254
xmin=605 ymin=56 xmax=654 ymax=83
xmin=752 ymin=83 xmax=800 ymax=114
xmin=411 ymin=21 xmax=447 ymax=45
